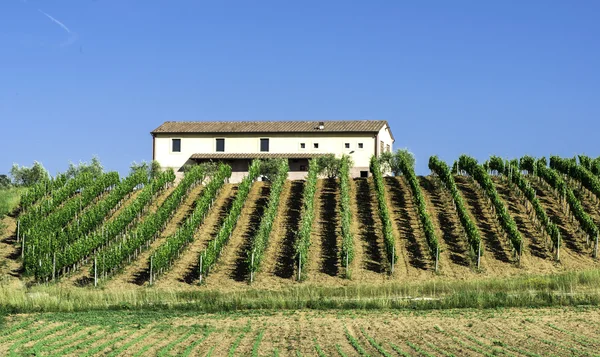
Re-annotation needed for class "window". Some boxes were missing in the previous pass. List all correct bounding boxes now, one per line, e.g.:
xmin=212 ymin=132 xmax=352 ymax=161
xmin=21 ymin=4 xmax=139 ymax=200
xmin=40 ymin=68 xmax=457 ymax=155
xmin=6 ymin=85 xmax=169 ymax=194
xmin=216 ymin=138 xmax=225 ymax=152
xmin=172 ymin=139 xmax=181 ymax=152
xmin=380 ymin=141 xmax=384 ymax=154
xmin=344 ymin=143 xmax=350 ymax=149
xmin=300 ymin=143 xmax=306 ymax=149
xmin=386 ymin=144 xmax=391 ymax=153
xmin=313 ymin=143 xmax=319 ymax=149
xmin=360 ymin=171 xmax=368 ymax=178
xmin=358 ymin=143 xmax=364 ymax=149
xmin=260 ymin=138 xmax=269 ymax=152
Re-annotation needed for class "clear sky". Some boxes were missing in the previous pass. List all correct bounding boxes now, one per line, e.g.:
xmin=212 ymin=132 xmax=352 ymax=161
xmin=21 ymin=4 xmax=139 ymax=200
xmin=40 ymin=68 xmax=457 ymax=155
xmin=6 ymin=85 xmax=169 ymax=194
xmin=1 ymin=0 xmax=599 ymax=176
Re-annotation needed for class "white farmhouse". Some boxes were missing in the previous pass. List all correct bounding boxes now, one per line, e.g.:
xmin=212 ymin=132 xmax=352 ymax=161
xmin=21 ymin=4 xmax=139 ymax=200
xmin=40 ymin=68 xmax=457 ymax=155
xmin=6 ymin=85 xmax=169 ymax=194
xmin=151 ymin=120 xmax=395 ymax=182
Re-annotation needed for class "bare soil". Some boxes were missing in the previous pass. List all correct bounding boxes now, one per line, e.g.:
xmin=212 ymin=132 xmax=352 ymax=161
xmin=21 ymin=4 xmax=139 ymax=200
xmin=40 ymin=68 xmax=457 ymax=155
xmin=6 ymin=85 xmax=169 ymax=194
xmin=105 ymin=184 xmax=205 ymax=289
xmin=202 ymin=181 xmax=271 ymax=290
xmin=153 ymin=183 xmax=236 ymax=288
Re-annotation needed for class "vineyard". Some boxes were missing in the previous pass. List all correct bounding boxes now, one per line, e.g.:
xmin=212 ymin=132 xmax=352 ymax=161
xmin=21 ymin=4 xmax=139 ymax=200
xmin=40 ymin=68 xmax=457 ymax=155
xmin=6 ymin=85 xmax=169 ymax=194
xmin=2 ymin=154 xmax=600 ymax=291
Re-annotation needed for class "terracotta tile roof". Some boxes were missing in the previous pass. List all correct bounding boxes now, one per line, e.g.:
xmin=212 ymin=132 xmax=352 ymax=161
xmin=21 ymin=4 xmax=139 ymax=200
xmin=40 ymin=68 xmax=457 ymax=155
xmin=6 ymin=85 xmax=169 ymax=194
xmin=190 ymin=153 xmax=329 ymax=160
xmin=151 ymin=120 xmax=389 ymax=135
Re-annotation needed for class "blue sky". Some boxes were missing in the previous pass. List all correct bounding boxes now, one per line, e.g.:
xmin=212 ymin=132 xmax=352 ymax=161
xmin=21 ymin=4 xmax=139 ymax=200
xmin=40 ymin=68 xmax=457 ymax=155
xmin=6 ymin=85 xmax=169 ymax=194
xmin=1 ymin=1 xmax=599 ymax=176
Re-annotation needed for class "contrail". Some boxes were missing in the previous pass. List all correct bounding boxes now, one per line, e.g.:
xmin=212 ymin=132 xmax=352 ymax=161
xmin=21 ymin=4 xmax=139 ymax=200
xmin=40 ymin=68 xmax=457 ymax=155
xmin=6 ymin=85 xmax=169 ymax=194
xmin=38 ymin=9 xmax=71 ymax=34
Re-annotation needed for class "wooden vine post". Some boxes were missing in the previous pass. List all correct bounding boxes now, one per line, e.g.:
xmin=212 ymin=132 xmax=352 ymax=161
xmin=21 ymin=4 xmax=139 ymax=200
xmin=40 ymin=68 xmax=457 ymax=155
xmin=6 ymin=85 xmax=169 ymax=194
xmin=94 ymin=256 xmax=98 ymax=287
xmin=198 ymin=255 xmax=203 ymax=284
xmin=149 ymin=255 xmax=153 ymax=286
xmin=250 ymin=251 xmax=254 ymax=284
xmin=297 ymin=252 xmax=302 ymax=281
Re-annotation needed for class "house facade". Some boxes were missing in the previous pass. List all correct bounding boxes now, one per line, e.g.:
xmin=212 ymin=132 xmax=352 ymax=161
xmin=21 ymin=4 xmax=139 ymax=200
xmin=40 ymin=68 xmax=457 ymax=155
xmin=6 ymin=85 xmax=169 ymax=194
xmin=151 ymin=120 xmax=395 ymax=182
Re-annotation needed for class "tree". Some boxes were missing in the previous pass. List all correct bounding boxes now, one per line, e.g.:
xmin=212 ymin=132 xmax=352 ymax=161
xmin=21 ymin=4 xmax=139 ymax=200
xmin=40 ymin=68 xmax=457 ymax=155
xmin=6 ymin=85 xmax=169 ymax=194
xmin=378 ymin=149 xmax=415 ymax=176
xmin=66 ymin=156 xmax=104 ymax=179
xmin=10 ymin=161 xmax=49 ymax=187
xmin=316 ymin=154 xmax=343 ymax=179
xmin=259 ymin=159 xmax=285 ymax=181
xmin=150 ymin=160 xmax=162 ymax=179
xmin=130 ymin=161 xmax=150 ymax=175
xmin=0 ymin=175 xmax=11 ymax=189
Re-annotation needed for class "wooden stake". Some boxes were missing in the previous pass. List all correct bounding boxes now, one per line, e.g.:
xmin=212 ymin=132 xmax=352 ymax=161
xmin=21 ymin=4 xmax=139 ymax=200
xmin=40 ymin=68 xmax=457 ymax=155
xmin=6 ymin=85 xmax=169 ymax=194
xmin=199 ymin=254 xmax=203 ymax=284
xmin=16 ymin=220 xmax=20 ymax=243
xmin=94 ymin=256 xmax=98 ymax=287
xmin=297 ymin=252 xmax=302 ymax=281
xmin=250 ymin=251 xmax=254 ymax=284
xmin=149 ymin=256 xmax=153 ymax=285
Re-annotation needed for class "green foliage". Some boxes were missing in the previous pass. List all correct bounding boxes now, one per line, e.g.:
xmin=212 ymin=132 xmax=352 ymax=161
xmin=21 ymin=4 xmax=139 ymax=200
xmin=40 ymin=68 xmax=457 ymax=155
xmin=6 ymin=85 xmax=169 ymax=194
xmin=538 ymin=158 xmax=599 ymax=242
xmin=19 ymin=173 xmax=69 ymax=211
xmin=248 ymin=159 xmax=289 ymax=278
xmin=294 ymin=158 xmax=320 ymax=279
xmin=344 ymin=327 xmax=370 ymax=356
xmin=0 ymin=188 xmax=23 ymax=217
xmin=0 ymin=175 xmax=11 ymax=189
xmin=10 ymin=161 xmax=50 ymax=187
xmin=316 ymin=154 xmax=343 ymax=178
xmin=65 ymin=157 xmax=104 ymax=180
xmin=152 ymin=164 xmax=232 ymax=279
xmin=551 ymin=155 xmax=600 ymax=201
xmin=379 ymin=149 xmax=415 ymax=176
xmin=458 ymin=155 xmax=523 ymax=256
xmin=397 ymin=152 xmax=439 ymax=265
xmin=259 ymin=159 xmax=284 ymax=181
xmin=501 ymin=159 xmax=561 ymax=255
xmin=370 ymin=156 xmax=397 ymax=272
xmin=339 ymin=155 xmax=354 ymax=273
xmin=57 ymin=169 xmax=175 ymax=277
xmin=200 ymin=161 xmax=261 ymax=279
xmin=428 ymin=156 xmax=481 ymax=260
xmin=94 ymin=166 xmax=204 ymax=279
xmin=24 ymin=172 xmax=121 ymax=279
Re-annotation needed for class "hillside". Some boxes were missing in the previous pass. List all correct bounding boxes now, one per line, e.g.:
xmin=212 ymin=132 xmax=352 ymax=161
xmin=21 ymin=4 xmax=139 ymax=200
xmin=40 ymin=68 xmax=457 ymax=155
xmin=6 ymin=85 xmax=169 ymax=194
xmin=3 ymin=158 xmax=600 ymax=291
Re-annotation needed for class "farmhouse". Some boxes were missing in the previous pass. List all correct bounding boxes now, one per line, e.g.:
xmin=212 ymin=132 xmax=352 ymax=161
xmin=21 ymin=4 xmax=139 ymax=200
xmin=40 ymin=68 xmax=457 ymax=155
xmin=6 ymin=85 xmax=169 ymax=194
xmin=151 ymin=120 xmax=395 ymax=182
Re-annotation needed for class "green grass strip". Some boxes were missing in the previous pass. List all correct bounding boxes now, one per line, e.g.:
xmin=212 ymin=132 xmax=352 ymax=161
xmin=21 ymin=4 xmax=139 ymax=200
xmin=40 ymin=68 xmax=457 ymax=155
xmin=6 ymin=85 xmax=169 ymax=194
xmin=107 ymin=329 xmax=155 ymax=357
xmin=26 ymin=324 xmax=83 ymax=355
xmin=251 ymin=329 xmax=265 ymax=357
xmin=205 ymin=345 xmax=216 ymax=357
xmin=181 ymin=329 xmax=213 ymax=357
xmin=132 ymin=338 xmax=161 ymax=357
xmin=406 ymin=341 xmax=436 ymax=357
xmin=388 ymin=343 xmax=411 ymax=357
xmin=335 ymin=344 xmax=349 ymax=357
xmin=80 ymin=330 xmax=136 ymax=357
xmin=157 ymin=328 xmax=197 ymax=357
xmin=344 ymin=327 xmax=370 ymax=356
xmin=425 ymin=342 xmax=456 ymax=357
xmin=8 ymin=323 xmax=68 ymax=357
xmin=314 ymin=338 xmax=328 ymax=357
xmin=359 ymin=327 xmax=392 ymax=357
xmin=51 ymin=329 xmax=108 ymax=357
xmin=228 ymin=332 xmax=246 ymax=357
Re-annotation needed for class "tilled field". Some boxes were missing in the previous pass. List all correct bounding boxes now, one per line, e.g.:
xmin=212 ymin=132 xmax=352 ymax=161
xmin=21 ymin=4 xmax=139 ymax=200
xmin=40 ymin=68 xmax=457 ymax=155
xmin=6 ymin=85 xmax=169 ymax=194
xmin=1 ymin=307 xmax=599 ymax=356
